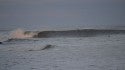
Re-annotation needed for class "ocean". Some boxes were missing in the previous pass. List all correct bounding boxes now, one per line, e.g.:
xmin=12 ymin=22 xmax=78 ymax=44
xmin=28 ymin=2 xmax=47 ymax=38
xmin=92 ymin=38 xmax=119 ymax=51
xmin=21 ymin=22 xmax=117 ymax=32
xmin=0 ymin=29 xmax=125 ymax=70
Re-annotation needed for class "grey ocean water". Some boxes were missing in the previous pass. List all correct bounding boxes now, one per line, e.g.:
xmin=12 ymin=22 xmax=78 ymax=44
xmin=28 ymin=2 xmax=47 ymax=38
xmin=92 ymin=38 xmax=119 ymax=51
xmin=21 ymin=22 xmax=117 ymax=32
xmin=0 ymin=30 xmax=10 ymax=41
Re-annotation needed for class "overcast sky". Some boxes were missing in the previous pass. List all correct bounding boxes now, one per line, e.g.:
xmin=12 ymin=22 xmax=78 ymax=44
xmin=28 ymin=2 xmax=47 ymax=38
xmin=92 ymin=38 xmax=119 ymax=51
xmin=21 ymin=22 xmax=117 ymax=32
xmin=0 ymin=0 xmax=125 ymax=30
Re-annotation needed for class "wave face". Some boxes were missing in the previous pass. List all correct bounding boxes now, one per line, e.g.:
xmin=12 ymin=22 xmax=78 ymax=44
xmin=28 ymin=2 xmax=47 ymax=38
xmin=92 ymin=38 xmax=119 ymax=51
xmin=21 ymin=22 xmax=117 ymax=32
xmin=33 ymin=29 xmax=125 ymax=38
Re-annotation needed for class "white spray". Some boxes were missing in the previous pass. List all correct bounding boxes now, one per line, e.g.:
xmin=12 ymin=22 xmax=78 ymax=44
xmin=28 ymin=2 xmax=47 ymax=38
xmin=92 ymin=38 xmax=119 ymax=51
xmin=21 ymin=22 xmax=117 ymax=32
xmin=10 ymin=28 xmax=36 ymax=39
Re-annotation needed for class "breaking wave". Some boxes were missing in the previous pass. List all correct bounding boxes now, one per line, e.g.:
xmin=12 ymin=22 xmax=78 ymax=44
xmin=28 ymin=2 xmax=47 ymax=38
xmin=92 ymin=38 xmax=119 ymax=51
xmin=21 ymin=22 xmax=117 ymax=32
xmin=9 ymin=28 xmax=37 ymax=39
xmin=0 ymin=28 xmax=36 ymax=41
xmin=1 ymin=28 xmax=125 ymax=41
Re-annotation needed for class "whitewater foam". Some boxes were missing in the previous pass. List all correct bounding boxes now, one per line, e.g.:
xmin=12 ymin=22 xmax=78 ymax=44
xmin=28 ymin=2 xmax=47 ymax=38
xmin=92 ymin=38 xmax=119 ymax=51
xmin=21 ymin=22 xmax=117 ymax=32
xmin=0 ymin=28 xmax=37 ymax=42
xmin=10 ymin=28 xmax=36 ymax=39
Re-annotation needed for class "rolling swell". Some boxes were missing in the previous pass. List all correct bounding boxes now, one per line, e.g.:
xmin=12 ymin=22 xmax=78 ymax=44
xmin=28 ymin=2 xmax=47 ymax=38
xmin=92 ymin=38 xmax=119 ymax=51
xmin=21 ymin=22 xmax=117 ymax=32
xmin=33 ymin=29 xmax=125 ymax=38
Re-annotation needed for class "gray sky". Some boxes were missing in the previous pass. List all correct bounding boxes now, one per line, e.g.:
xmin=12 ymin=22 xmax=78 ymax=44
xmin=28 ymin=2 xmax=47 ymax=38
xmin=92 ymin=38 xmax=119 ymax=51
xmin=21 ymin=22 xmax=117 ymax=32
xmin=0 ymin=0 xmax=125 ymax=30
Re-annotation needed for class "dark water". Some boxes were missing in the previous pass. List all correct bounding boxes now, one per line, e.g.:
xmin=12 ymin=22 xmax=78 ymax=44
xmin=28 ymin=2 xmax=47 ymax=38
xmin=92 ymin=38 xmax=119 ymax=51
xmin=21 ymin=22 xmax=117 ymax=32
xmin=34 ymin=29 xmax=125 ymax=38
